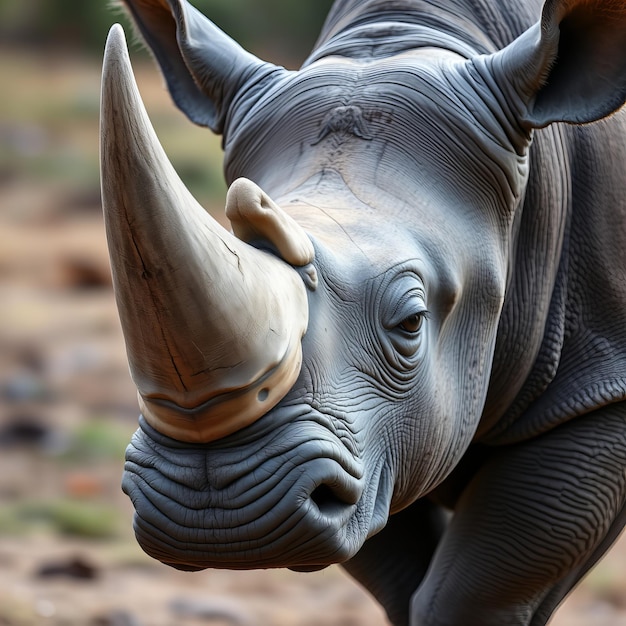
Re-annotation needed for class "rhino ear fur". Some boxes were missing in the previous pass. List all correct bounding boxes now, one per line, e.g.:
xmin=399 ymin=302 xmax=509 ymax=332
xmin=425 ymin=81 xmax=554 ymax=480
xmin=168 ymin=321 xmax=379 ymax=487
xmin=118 ymin=0 xmax=285 ymax=133
xmin=489 ymin=0 xmax=626 ymax=128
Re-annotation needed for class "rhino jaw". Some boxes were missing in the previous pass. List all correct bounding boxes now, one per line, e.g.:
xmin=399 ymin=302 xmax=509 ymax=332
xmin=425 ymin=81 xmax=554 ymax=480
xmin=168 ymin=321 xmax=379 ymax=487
xmin=100 ymin=24 xmax=309 ymax=443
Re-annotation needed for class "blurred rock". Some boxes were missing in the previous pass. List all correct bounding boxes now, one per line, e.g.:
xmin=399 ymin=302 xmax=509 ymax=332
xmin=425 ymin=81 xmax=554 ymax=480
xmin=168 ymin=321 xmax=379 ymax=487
xmin=91 ymin=610 xmax=143 ymax=626
xmin=62 ymin=187 xmax=103 ymax=215
xmin=56 ymin=255 xmax=111 ymax=290
xmin=0 ymin=414 xmax=52 ymax=449
xmin=36 ymin=555 xmax=99 ymax=580
xmin=0 ymin=413 xmax=70 ymax=456
xmin=169 ymin=597 xmax=254 ymax=625
xmin=63 ymin=471 xmax=105 ymax=498
xmin=1 ymin=373 xmax=52 ymax=403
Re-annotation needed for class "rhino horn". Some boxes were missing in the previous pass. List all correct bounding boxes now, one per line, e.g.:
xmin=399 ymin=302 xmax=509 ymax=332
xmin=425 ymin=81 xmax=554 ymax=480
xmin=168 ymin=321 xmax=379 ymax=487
xmin=100 ymin=25 xmax=309 ymax=443
xmin=226 ymin=178 xmax=315 ymax=267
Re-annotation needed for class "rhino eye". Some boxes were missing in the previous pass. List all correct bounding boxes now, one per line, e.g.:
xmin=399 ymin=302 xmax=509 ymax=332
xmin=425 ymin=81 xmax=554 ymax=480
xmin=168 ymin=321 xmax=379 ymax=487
xmin=388 ymin=307 xmax=429 ymax=359
xmin=379 ymin=273 xmax=428 ymax=357
xmin=398 ymin=312 xmax=425 ymax=334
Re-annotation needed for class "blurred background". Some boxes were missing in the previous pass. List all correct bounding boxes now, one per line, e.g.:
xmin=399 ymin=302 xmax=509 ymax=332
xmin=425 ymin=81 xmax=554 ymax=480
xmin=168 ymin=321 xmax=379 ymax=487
xmin=0 ymin=1 xmax=624 ymax=624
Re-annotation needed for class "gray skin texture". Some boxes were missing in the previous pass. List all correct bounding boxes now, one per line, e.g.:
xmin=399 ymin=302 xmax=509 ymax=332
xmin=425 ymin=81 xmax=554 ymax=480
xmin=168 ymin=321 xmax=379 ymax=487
xmin=112 ymin=0 xmax=626 ymax=624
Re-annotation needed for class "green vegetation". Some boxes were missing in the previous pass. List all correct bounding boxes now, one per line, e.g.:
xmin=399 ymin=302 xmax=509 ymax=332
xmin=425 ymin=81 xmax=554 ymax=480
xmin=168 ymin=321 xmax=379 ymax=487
xmin=1 ymin=0 xmax=336 ymax=210
xmin=61 ymin=420 xmax=132 ymax=463
xmin=0 ymin=499 xmax=119 ymax=539
xmin=47 ymin=499 xmax=119 ymax=538
xmin=0 ymin=49 xmax=226 ymax=213
xmin=0 ymin=0 xmax=334 ymax=63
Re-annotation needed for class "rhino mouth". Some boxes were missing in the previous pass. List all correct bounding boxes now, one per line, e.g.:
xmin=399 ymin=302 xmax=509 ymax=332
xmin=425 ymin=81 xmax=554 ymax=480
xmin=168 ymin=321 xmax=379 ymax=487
xmin=122 ymin=413 xmax=391 ymax=571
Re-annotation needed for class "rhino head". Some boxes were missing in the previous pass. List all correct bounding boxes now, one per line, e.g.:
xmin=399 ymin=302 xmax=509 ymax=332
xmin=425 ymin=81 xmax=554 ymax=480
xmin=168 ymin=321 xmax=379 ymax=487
xmin=102 ymin=0 xmax=626 ymax=573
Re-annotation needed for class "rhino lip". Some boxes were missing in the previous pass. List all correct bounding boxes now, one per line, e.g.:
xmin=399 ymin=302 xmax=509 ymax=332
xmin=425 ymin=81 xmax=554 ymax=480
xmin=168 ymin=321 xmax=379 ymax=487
xmin=120 ymin=414 xmax=399 ymax=571
xmin=124 ymin=462 xmax=361 ymax=569
xmin=367 ymin=460 xmax=393 ymax=538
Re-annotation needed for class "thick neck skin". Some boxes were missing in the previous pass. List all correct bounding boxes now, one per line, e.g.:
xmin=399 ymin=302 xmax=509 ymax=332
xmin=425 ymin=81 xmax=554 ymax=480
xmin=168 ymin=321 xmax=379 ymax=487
xmin=315 ymin=0 xmax=545 ymax=57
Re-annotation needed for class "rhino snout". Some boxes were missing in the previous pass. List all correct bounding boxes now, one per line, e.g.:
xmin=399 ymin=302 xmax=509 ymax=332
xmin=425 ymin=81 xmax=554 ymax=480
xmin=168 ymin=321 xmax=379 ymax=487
xmin=121 ymin=421 xmax=371 ymax=571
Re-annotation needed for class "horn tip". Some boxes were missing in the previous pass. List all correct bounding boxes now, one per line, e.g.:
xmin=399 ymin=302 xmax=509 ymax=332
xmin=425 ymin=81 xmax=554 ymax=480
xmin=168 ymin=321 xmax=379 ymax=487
xmin=103 ymin=24 xmax=130 ymax=72
xmin=106 ymin=23 xmax=127 ymax=50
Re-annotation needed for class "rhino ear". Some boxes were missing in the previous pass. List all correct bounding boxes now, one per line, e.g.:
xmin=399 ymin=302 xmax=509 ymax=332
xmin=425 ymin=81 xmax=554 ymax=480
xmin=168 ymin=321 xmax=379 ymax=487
xmin=119 ymin=0 xmax=285 ymax=133
xmin=489 ymin=0 xmax=626 ymax=128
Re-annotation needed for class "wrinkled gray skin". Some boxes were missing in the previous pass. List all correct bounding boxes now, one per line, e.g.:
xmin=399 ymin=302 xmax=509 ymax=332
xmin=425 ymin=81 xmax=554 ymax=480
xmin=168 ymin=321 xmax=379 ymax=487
xmin=109 ymin=0 xmax=626 ymax=624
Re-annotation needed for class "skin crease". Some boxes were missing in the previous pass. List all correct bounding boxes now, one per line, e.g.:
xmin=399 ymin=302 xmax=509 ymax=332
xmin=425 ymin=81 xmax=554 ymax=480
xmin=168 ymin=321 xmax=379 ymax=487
xmin=104 ymin=0 xmax=626 ymax=624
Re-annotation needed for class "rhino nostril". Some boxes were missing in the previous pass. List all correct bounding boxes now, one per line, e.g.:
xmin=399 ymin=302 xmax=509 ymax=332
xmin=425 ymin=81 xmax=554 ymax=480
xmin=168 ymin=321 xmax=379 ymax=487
xmin=310 ymin=483 xmax=354 ymax=516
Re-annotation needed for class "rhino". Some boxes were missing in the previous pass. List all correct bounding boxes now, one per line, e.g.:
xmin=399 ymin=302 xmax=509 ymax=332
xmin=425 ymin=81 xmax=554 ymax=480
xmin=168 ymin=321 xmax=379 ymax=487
xmin=100 ymin=0 xmax=626 ymax=623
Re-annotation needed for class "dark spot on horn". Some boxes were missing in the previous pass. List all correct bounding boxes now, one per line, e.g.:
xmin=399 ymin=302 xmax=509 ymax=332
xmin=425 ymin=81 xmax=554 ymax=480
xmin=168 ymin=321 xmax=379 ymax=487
xmin=258 ymin=388 xmax=269 ymax=402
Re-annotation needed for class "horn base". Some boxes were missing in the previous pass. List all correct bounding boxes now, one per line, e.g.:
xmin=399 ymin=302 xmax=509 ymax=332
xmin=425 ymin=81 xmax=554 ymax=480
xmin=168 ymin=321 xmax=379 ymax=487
xmin=138 ymin=341 xmax=303 ymax=443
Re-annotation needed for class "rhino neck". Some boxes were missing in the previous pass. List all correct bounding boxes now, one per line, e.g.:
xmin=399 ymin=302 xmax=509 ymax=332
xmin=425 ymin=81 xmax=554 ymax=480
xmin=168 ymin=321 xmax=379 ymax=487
xmin=312 ymin=0 xmax=544 ymax=62
xmin=476 ymin=125 xmax=572 ymax=440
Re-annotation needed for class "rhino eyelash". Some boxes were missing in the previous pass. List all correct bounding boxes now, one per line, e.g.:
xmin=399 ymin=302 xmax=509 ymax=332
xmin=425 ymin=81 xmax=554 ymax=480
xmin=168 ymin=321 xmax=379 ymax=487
xmin=404 ymin=309 xmax=431 ymax=322
xmin=395 ymin=309 xmax=431 ymax=334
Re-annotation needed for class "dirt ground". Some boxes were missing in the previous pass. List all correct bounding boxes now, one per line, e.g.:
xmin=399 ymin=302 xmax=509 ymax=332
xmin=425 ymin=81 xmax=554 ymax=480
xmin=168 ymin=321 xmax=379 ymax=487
xmin=1 ymin=50 xmax=626 ymax=626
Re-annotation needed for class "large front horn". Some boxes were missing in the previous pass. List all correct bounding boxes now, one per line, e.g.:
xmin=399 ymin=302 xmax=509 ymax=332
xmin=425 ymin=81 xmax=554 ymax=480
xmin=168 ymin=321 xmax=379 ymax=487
xmin=100 ymin=25 xmax=309 ymax=443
